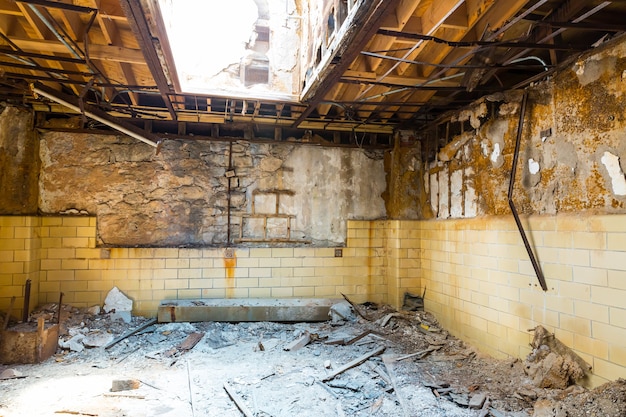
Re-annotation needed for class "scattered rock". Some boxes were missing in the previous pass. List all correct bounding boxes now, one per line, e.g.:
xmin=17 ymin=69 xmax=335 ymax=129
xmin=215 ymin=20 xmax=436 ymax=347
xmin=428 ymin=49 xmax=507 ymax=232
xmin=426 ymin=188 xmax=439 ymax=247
xmin=86 ymin=305 xmax=101 ymax=315
xmin=59 ymin=334 xmax=86 ymax=352
xmin=469 ymin=392 xmax=487 ymax=409
xmin=524 ymin=326 xmax=589 ymax=389
xmin=0 ymin=369 xmax=23 ymax=379
xmin=83 ymin=332 xmax=115 ymax=348
xmin=329 ymin=301 xmax=357 ymax=324
xmin=533 ymin=398 xmax=557 ymax=417
xmin=111 ymin=379 xmax=141 ymax=392
xmin=103 ymin=287 xmax=133 ymax=324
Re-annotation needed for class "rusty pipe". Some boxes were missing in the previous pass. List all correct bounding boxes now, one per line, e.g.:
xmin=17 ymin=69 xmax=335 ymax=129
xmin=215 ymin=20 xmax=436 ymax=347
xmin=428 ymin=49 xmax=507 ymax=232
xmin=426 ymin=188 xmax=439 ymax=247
xmin=508 ymin=91 xmax=548 ymax=291
xmin=22 ymin=279 xmax=31 ymax=322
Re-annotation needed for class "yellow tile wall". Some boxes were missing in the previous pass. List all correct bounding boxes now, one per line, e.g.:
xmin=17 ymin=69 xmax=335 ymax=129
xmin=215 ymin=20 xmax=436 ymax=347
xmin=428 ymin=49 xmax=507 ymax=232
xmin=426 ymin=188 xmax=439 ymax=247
xmin=0 ymin=216 xmax=41 ymax=320
xmin=419 ymin=214 xmax=626 ymax=388
xmin=4 ymin=213 xmax=623 ymax=387
xmin=2 ymin=216 xmax=417 ymax=321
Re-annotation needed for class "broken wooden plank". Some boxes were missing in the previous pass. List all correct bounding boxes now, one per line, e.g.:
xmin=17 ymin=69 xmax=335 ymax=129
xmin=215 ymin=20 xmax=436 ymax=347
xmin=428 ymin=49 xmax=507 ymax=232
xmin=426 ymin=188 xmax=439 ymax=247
xmin=341 ymin=293 xmax=371 ymax=321
xmin=395 ymin=345 xmax=442 ymax=362
xmin=54 ymin=410 xmax=98 ymax=416
xmin=164 ymin=332 xmax=204 ymax=359
xmin=322 ymin=345 xmax=385 ymax=382
xmin=316 ymin=381 xmax=339 ymax=399
xmin=283 ymin=331 xmax=310 ymax=351
xmin=378 ymin=312 xmax=412 ymax=327
xmin=367 ymin=362 xmax=391 ymax=385
xmin=223 ymin=382 xmax=255 ymax=417
xmin=102 ymin=393 xmax=145 ymax=399
xmin=346 ymin=330 xmax=373 ymax=345
xmin=104 ymin=318 xmax=157 ymax=350
xmin=382 ymin=354 xmax=410 ymax=417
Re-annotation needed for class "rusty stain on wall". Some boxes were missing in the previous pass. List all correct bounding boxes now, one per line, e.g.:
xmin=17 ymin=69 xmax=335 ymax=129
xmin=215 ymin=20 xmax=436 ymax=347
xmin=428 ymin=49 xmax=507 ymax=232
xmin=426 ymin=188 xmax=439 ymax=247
xmin=224 ymin=249 xmax=237 ymax=299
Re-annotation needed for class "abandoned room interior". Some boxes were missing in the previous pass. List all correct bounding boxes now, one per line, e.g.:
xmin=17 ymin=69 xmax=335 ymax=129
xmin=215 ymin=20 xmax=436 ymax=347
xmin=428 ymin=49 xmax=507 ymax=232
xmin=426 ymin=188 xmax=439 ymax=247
xmin=1 ymin=0 xmax=626 ymax=415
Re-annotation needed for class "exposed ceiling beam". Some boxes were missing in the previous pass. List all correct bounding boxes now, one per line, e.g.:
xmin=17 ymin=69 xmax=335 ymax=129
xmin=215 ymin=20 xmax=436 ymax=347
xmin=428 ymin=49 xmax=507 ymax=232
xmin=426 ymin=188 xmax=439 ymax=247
xmin=10 ymin=38 xmax=146 ymax=63
xmin=118 ymin=0 xmax=176 ymax=120
xmin=293 ymin=0 xmax=401 ymax=128
xmin=33 ymin=82 xmax=160 ymax=147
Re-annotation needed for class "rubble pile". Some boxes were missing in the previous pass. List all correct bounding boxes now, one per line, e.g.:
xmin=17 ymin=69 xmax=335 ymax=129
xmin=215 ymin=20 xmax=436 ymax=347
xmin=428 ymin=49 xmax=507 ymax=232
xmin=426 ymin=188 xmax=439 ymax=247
xmin=0 ymin=299 xmax=625 ymax=416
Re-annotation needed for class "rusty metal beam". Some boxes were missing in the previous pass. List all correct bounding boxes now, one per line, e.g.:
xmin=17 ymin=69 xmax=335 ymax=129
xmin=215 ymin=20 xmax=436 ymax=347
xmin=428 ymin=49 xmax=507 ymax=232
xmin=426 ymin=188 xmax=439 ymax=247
xmin=119 ymin=0 xmax=176 ymax=120
xmin=376 ymin=29 xmax=582 ymax=50
xmin=293 ymin=0 xmax=401 ymax=128
xmin=532 ymin=20 xmax=626 ymax=32
xmin=508 ymin=91 xmax=548 ymax=292
xmin=14 ymin=0 xmax=96 ymax=14
xmin=33 ymin=82 xmax=160 ymax=147
xmin=0 ymin=46 xmax=85 ymax=64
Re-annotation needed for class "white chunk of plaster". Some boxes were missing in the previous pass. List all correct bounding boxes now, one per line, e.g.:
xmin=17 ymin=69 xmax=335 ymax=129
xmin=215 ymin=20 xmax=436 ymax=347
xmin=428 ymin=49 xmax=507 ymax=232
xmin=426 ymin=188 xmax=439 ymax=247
xmin=104 ymin=286 xmax=133 ymax=323
xmin=464 ymin=167 xmax=477 ymax=218
xmin=430 ymin=173 xmax=439 ymax=217
xmin=450 ymin=170 xmax=463 ymax=218
xmin=601 ymin=151 xmax=626 ymax=196
xmin=481 ymin=140 xmax=489 ymax=157
xmin=528 ymin=158 xmax=540 ymax=175
xmin=438 ymin=168 xmax=450 ymax=219
xmin=490 ymin=143 xmax=501 ymax=164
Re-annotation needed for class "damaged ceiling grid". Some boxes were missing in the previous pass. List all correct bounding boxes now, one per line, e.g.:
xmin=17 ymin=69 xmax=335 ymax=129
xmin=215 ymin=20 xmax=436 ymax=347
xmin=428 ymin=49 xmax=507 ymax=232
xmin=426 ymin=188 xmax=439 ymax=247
xmin=0 ymin=0 xmax=624 ymax=150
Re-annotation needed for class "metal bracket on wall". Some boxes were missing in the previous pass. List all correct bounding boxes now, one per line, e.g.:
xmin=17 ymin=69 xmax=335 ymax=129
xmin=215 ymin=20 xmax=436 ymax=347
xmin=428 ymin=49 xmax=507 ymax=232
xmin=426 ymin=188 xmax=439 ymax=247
xmin=508 ymin=91 xmax=548 ymax=291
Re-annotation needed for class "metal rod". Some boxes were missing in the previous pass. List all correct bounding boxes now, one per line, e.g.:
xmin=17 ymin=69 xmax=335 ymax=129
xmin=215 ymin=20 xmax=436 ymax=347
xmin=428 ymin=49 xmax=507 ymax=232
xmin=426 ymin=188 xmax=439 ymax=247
xmin=376 ymin=29 xmax=580 ymax=50
xmin=0 ymin=46 xmax=86 ymax=64
xmin=0 ymin=60 xmax=93 ymax=76
xmin=503 ymin=1 xmax=612 ymax=66
xmin=56 ymin=292 xmax=64 ymax=324
xmin=359 ymin=52 xmax=553 ymax=69
xmin=16 ymin=0 xmax=96 ymax=14
xmin=22 ymin=279 xmax=31 ymax=322
xmin=33 ymin=85 xmax=158 ymax=147
xmin=28 ymin=4 xmax=83 ymax=60
xmin=227 ymin=141 xmax=233 ymax=245
xmin=508 ymin=91 xmax=547 ymax=291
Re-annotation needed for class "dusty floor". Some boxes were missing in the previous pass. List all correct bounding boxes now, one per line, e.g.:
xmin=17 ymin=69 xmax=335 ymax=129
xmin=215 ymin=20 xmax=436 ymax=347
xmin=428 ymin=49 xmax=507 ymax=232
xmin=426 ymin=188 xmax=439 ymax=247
xmin=0 ymin=303 xmax=625 ymax=417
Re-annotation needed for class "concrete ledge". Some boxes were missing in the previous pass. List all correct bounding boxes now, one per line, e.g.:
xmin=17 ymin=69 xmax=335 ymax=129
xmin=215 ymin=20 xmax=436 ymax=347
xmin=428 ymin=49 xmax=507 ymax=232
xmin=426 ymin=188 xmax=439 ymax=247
xmin=157 ymin=298 xmax=342 ymax=323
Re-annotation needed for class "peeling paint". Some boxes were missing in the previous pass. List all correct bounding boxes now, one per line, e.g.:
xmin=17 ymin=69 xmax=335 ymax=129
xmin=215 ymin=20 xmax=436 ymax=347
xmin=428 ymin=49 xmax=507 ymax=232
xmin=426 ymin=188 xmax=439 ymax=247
xmin=438 ymin=132 xmax=473 ymax=162
xmin=528 ymin=158 xmax=540 ymax=175
xmin=430 ymin=170 xmax=439 ymax=217
xmin=464 ymin=168 xmax=477 ymax=217
xmin=490 ymin=143 xmax=502 ymax=166
xmin=438 ymin=167 xmax=450 ymax=219
xmin=450 ymin=170 xmax=463 ymax=218
xmin=601 ymin=151 xmax=626 ymax=195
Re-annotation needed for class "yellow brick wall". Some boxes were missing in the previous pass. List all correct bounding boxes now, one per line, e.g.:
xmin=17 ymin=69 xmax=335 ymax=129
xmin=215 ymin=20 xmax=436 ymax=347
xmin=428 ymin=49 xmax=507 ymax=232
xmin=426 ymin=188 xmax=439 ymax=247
xmin=418 ymin=214 xmax=626 ymax=387
xmin=0 ymin=216 xmax=41 ymax=320
xmin=3 ymin=214 xmax=623 ymax=386
xmin=2 ymin=217 xmax=414 ymax=320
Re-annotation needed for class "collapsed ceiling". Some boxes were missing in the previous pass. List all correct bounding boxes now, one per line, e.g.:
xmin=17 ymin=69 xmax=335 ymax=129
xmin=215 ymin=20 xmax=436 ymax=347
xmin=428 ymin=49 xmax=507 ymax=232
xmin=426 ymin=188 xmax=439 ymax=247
xmin=0 ymin=0 xmax=624 ymax=149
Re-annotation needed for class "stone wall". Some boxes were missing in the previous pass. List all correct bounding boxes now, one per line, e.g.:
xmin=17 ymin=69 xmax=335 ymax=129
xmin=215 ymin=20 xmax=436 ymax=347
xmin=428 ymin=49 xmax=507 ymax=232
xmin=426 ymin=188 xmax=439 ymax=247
xmin=0 ymin=105 xmax=39 ymax=214
xmin=38 ymin=133 xmax=386 ymax=247
xmin=425 ymin=37 xmax=626 ymax=219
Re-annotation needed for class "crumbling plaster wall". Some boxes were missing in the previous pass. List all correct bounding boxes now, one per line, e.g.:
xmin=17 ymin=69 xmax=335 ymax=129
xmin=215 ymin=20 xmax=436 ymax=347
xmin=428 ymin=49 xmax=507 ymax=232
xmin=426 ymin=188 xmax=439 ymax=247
xmin=38 ymin=133 xmax=386 ymax=247
xmin=426 ymin=37 xmax=626 ymax=218
xmin=0 ymin=105 xmax=39 ymax=214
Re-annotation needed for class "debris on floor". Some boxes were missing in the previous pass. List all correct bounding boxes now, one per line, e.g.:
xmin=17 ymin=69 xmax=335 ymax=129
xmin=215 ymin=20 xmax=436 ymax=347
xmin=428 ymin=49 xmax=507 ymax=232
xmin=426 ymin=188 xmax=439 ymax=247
xmin=0 ymin=302 xmax=625 ymax=416
xmin=524 ymin=325 xmax=591 ymax=389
